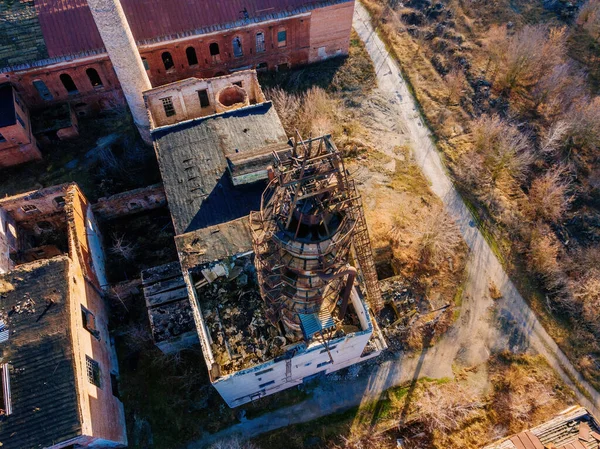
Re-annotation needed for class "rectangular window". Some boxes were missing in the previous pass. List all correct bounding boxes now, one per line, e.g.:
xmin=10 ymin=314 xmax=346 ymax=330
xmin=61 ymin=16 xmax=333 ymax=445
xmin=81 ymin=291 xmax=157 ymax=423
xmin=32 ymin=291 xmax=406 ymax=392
xmin=0 ymin=132 xmax=5 ymax=143
xmin=86 ymin=356 xmax=102 ymax=388
xmin=14 ymin=95 xmax=21 ymax=107
xmin=161 ymin=97 xmax=176 ymax=117
xmin=33 ymin=79 xmax=53 ymax=101
xmin=317 ymin=360 xmax=332 ymax=368
xmin=277 ymin=30 xmax=287 ymax=47
xmin=320 ymin=346 xmax=336 ymax=354
xmin=198 ymin=89 xmax=210 ymax=108
xmin=254 ymin=367 xmax=273 ymax=376
xmin=21 ymin=204 xmax=39 ymax=214
xmin=142 ymin=58 xmax=150 ymax=70
xmin=259 ymin=380 xmax=275 ymax=389
xmin=256 ymin=32 xmax=265 ymax=52
xmin=1 ymin=363 xmax=12 ymax=416
xmin=81 ymin=305 xmax=100 ymax=340
xmin=16 ymin=114 xmax=25 ymax=129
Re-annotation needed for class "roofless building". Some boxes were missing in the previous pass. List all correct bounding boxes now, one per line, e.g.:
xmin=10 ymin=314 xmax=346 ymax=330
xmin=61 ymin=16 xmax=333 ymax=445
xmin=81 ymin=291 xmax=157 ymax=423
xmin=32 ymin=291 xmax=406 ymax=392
xmin=142 ymin=71 xmax=386 ymax=407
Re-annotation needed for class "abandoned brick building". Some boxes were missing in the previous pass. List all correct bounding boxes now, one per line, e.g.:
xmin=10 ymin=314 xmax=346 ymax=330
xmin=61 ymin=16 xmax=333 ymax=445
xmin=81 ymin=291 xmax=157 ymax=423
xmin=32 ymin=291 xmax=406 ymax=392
xmin=0 ymin=184 xmax=126 ymax=448
xmin=0 ymin=0 xmax=355 ymax=159
xmin=141 ymin=70 xmax=386 ymax=407
xmin=484 ymin=406 xmax=600 ymax=449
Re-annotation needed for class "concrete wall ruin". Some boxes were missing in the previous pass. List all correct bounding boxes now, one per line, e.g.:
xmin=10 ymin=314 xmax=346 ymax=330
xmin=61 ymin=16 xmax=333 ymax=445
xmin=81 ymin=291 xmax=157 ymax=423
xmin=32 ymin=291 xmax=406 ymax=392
xmin=143 ymin=71 xmax=266 ymax=128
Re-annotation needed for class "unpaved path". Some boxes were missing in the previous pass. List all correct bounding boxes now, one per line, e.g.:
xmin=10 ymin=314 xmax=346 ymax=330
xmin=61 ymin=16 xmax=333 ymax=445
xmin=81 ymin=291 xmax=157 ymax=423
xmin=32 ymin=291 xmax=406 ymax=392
xmin=189 ymin=4 xmax=599 ymax=447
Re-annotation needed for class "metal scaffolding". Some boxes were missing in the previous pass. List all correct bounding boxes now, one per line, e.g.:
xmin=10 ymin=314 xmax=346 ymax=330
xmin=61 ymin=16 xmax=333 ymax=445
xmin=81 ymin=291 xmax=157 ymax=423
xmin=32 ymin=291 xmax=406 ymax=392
xmin=250 ymin=134 xmax=382 ymax=339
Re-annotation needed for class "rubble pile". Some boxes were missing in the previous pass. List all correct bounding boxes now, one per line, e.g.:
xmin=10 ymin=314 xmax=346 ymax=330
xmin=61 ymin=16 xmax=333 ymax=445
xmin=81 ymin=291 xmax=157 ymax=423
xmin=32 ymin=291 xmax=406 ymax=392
xmin=378 ymin=278 xmax=420 ymax=351
xmin=194 ymin=255 xmax=293 ymax=374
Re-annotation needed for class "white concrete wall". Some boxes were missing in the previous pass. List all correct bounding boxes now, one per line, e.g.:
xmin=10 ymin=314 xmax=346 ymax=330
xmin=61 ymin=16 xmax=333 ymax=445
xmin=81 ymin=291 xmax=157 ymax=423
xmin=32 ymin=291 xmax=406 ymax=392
xmin=0 ymin=209 xmax=17 ymax=274
xmin=85 ymin=207 xmax=108 ymax=289
xmin=211 ymin=288 xmax=375 ymax=407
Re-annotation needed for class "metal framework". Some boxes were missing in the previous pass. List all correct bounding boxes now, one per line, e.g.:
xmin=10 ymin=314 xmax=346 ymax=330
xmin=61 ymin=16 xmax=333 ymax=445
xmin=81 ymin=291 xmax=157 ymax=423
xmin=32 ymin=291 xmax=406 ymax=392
xmin=250 ymin=134 xmax=382 ymax=339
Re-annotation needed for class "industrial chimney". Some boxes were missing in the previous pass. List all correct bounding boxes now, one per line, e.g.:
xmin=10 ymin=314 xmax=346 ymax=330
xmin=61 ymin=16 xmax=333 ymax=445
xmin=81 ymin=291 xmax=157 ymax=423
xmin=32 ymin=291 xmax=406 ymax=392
xmin=86 ymin=0 xmax=152 ymax=143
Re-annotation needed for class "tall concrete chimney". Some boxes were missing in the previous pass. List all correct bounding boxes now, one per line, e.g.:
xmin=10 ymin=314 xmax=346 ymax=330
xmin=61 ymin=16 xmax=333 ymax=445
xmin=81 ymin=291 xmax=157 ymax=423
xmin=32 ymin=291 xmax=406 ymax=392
xmin=86 ymin=0 xmax=152 ymax=143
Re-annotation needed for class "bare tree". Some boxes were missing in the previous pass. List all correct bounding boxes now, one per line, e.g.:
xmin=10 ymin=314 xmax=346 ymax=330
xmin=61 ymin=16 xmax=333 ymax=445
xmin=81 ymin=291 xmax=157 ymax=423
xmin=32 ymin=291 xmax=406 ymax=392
xmin=526 ymin=224 xmax=564 ymax=291
xmin=411 ymin=382 xmax=484 ymax=433
xmin=110 ymin=233 xmax=136 ymax=261
xmin=488 ymin=25 xmax=566 ymax=95
xmin=572 ymin=269 xmax=600 ymax=335
xmin=445 ymin=67 xmax=468 ymax=105
xmin=471 ymin=115 xmax=534 ymax=184
xmin=527 ymin=166 xmax=573 ymax=223
xmin=539 ymin=120 xmax=571 ymax=156
xmin=578 ymin=0 xmax=600 ymax=42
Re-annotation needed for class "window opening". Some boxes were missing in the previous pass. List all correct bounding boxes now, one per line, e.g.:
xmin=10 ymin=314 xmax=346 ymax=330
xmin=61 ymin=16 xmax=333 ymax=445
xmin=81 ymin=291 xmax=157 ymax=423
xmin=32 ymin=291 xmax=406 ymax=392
xmin=232 ymin=37 xmax=243 ymax=57
xmin=16 ymin=114 xmax=25 ymax=129
xmin=142 ymin=58 xmax=150 ymax=70
xmin=259 ymin=380 xmax=275 ymax=389
xmin=110 ymin=372 xmax=121 ymax=399
xmin=256 ymin=62 xmax=268 ymax=71
xmin=277 ymin=29 xmax=287 ymax=47
xmin=186 ymin=47 xmax=198 ymax=66
xmin=256 ymin=32 xmax=265 ymax=52
xmin=37 ymin=221 xmax=53 ymax=232
xmin=161 ymin=52 xmax=174 ymax=71
xmin=53 ymin=196 xmax=66 ymax=208
xmin=0 ymin=132 xmax=5 ymax=143
xmin=198 ymin=89 xmax=210 ymax=108
xmin=33 ymin=79 xmax=53 ymax=101
xmin=81 ymin=305 xmax=100 ymax=340
xmin=21 ymin=204 xmax=39 ymax=214
xmin=161 ymin=97 xmax=176 ymax=117
xmin=86 ymin=356 xmax=102 ymax=388
xmin=86 ymin=68 xmax=103 ymax=88
xmin=59 ymin=74 xmax=78 ymax=95
xmin=209 ymin=42 xmax=221 ymax=62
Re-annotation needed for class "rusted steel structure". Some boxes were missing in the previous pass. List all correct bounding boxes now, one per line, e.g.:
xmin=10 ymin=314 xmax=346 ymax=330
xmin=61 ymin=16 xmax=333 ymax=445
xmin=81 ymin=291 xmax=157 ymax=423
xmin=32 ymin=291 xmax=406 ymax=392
xmin=251 ymin=134 xmax=382 ymax=339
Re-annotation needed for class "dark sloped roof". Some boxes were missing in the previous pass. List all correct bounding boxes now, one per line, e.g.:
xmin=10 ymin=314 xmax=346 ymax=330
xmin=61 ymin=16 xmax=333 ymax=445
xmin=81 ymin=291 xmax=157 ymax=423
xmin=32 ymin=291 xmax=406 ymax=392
xmin=1 ymin=0 xmax=351 ymax=71
xmin=0 ymin=84 xmax=16 ymax=128
xmin=0 ymin=257 xmax=81 ymax=449
xmin=0 ymin=0 xmax=48 ymax=68
xmin=153 ymin=102 xmax=288 ymax=235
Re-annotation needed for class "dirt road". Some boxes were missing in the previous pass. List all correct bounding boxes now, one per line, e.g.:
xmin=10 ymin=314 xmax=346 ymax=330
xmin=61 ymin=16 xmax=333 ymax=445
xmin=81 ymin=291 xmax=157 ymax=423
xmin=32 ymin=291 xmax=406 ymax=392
xmin=190 ymin=4 xmax=599 ymax=447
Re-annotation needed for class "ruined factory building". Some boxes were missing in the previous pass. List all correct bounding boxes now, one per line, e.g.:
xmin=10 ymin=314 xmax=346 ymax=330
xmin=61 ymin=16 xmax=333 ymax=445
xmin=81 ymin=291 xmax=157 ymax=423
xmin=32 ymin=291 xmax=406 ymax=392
xmin=0 ymin=0 xmax=354 ymax=161
xmin=144 ymin=71 xmax=386 ymax=407
xmin=0 ymin=185 xmax=127 ymax=448
xmin=484 ymin=406 xmax=600 ymax=449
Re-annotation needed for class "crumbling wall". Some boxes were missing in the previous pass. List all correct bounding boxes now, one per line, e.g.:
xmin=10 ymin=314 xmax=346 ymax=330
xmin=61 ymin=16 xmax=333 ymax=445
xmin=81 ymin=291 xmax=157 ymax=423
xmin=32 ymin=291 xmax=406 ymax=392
xmin=0 ymin=208 xmax=16 ymax=274
xmin=308 ymin=1 xmax=354 ymax=62
xmin=143 ymin=70 xmax=266 ymax=128
xmin=92 ymin=183 xmax=166 ymax=220
xmin=0 ymin=184 xmax=69 ymax=234
xmin=66 ymin=185 xmax=106 ymax=289
xmin=68 ymin=256 xmax=127 ymax=447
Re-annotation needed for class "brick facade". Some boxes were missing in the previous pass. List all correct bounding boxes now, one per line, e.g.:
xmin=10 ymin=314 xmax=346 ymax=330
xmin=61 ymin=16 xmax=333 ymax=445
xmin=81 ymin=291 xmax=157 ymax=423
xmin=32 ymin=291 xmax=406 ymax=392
xmin=1 ymin=2 xmax=353 ymax=115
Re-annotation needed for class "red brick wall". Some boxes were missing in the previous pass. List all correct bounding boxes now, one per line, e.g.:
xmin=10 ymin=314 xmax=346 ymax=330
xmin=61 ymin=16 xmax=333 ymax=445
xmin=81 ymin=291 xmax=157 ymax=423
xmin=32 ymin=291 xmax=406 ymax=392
xmin=0 ymin=6 xmax=348 ymax=115
xmin=308 ymin=2 xmax=354 ymax=62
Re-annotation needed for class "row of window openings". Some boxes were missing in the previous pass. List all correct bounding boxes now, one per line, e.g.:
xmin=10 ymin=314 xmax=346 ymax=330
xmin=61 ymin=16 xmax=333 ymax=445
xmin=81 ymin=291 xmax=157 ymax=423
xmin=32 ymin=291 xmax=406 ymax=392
xmin=31 ymin=31 xmax=287 ymax=101
xmin=32 ymin=68 xmax=103 ymax=102
xmin=31 ymin=30 xmax=286 ymax=102
xmin=150 ymin=30 xmax=287 ymax=72
xmin=19 ymin=196 xmax=65 ymax=214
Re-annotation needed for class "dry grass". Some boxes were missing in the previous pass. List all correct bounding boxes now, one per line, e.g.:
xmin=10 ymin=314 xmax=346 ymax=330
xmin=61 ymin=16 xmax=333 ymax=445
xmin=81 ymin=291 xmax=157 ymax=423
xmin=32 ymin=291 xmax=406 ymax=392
xmin=361 ymin=0 xmax=600 ymax=389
